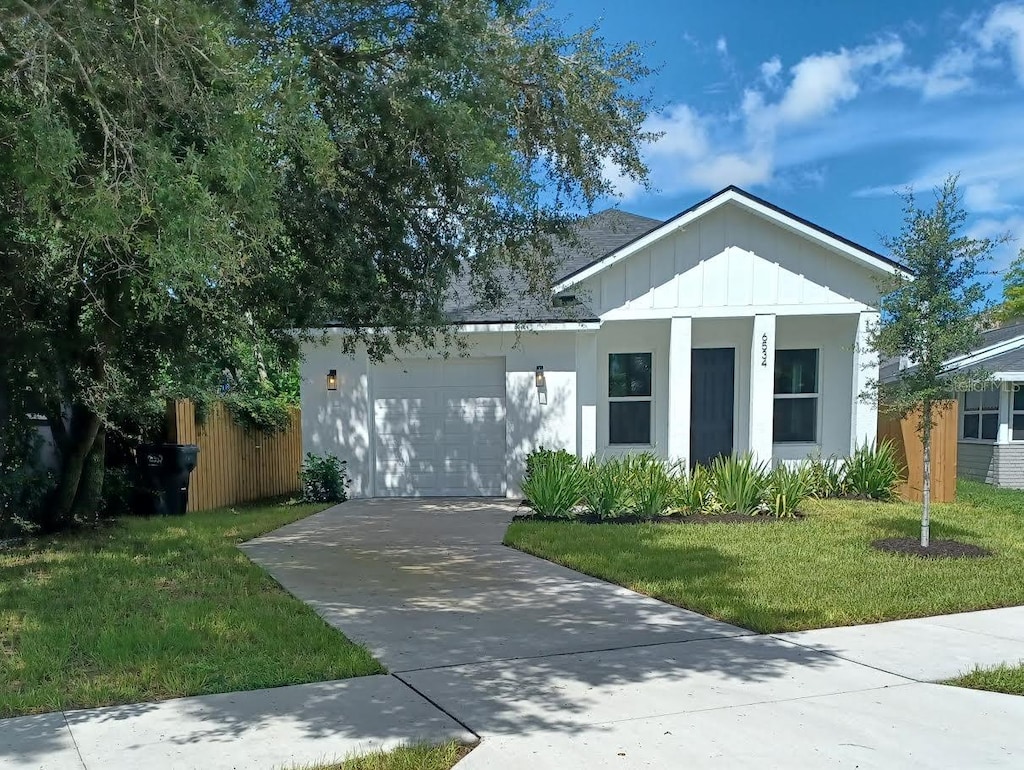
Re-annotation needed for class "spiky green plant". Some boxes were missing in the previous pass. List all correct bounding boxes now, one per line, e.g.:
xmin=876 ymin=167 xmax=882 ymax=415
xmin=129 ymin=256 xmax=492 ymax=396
xmin=522 ymin=450 xmax=587 ymax=518
xmin=805 ymin=453 xmax=845 ymax=499
xmin=709 ymin=453 xmax=770 ymax=515
xmin=674 ymin=464 xmax=718 ymax=514
xmin=623 ymin=452 xmax=677 ymax=520
xmin=583 ymin=456 xmax=631 ymax=519
xmin=842 ymin=440 xmax=903 ymax=501
xmin=767 ymin=463 xmax=813 ymax=518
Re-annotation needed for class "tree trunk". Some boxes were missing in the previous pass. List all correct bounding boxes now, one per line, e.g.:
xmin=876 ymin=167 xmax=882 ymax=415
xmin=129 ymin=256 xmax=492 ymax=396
xmin=70 ymin=425 xmax=105 ymax=524
xmin=48 ymin=405 xmax=101 ymax=529
xmin=921 ymin=402 xmax=932 ymax=548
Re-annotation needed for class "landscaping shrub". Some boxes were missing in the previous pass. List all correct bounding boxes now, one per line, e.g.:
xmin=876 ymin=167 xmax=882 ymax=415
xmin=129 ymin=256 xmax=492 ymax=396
xmin=767 ymin=463 xmax=813 ymax=518
xmin=623 ymin=452 xmax=678 ymax=519
xmin=709 ymin=453 xmax=770 ymax=515
xmin=842 ymin=440 xmax=902 ymax=501
xmin=525 ymin=447 xmax=578 ymax=482
xmin=299 ymin=452 xmax=350 ymax=503
xmin=805 ymin=454 xmax=845 ymax=499
xmin=674 ymin=464 xmax=718 ymax=515
xmin=0 ymin=431 xmax=53 ymax=538
xmin=582 ymin=456 xmax=631 ymax=520
xmin=522 ymin=449 xmax=587 ymax=518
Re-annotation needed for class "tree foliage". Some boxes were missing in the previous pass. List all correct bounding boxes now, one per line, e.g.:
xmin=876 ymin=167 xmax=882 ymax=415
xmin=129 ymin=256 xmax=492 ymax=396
xmin=869 ymin=176 xmax=998 ymax=546
xmin=0 ymin=0 xmax=652 ymax=526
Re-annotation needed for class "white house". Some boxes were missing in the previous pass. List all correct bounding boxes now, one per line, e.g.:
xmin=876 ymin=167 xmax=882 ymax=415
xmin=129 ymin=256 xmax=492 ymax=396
xmin=300 ymin=186 xmax=907 ymax=498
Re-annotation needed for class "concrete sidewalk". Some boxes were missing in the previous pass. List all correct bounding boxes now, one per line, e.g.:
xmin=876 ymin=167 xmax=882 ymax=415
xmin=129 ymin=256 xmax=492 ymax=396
xmin=0 ymin=677 xmax=474 ymax=770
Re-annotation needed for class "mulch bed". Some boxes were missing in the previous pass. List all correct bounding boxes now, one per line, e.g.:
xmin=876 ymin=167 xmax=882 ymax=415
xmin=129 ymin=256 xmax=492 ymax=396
xmin=871 ymin=537 xmax=993 ymax=559
xmin=512 ymin=511 xmax=804 ymax=525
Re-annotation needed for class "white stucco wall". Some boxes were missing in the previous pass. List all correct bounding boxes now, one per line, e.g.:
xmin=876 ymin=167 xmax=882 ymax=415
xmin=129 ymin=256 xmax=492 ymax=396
xmin=301 ymin=330 xmax=580 ymax=498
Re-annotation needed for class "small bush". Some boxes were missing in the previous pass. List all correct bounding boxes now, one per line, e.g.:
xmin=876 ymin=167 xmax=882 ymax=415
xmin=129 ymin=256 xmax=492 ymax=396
xmin=522 ymin=449 xmax=587 ymax=518
xmin=842 ymin=440 xmax=902 ymax=501
xmin=100 ymin=466 xmax=136 ymax=518
xmin=525 ymin=447 xmax=577 ymax=482
xmin=709 ymin=453 xmax=770 ymax=515
xmin=0 ymin=431 xmax=53 ymax=538
xmin=583 ymin=456 xmax=631 ymax=519
xmin=674 ymin=464 xmax=718 ymax=515
xmin=300 ymin=452 xmax=350 ymax=503
xmin=767 ymin=463 xmax=813 ymax=518
xmin=623 ymin=452 xmax=678 ymax=519
xmin=805 ymin=454 xmax=845 ymax=499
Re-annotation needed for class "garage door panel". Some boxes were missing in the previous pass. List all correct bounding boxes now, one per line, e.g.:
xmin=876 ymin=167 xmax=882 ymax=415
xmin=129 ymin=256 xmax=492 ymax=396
xmin=373 ymin=357 xmax=507 ymax=497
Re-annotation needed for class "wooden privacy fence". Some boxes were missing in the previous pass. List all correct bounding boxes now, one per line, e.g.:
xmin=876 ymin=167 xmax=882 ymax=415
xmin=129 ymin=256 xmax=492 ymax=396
xmin=166 ymin=400 xmax=302 ymax=512
xmin=877 ymin=400 xmax=958 ymax=503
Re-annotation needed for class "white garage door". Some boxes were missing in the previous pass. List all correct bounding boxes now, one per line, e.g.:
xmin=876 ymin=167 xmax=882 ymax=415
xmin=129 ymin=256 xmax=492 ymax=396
xmin=373 ymin=357 xmax=506 ymax=497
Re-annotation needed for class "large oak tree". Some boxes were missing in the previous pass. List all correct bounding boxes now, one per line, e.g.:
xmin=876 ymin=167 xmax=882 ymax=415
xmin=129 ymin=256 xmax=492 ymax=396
xmin=0 ymin=0 xmax=651 ymax=526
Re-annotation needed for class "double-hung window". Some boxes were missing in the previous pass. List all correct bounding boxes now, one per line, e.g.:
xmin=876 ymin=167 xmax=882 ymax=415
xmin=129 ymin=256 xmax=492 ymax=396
xmin=608 ymin=352 xmax=652 ymax=445
xmin=773 ymin=349 xmax=818 ymax=443
xmin=962 ymin=389 xmax=1000 ymax=441
xmin=1013 ymin=386 xmax=1024 ymax=441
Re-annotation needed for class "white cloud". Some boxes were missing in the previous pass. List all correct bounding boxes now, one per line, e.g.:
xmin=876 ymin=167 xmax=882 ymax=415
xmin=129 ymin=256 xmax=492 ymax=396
xmin=978 ymin=2 xmax=1024 ymax=83
xmin=887 ymin=47 xmax=977 ymax=99
xmin=760 ymin=56 xmax=782 ymax=85
xmin=968 ymin=214 xmax=1024 ymax=269
xmin=716 ymin=36 xmax=729 ymax=56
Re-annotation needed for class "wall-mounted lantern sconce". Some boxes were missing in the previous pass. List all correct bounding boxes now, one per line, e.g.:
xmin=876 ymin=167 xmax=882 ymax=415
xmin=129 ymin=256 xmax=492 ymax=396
xmin=326 ymin=369 xmax=338 ymax=391
xmin=535 ymin=366 xmax=546 ymax=390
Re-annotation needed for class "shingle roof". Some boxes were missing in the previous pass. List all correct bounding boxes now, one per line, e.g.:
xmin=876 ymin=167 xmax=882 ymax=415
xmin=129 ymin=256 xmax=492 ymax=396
xmin=551 ymin=209 xmax=664 ymax=283
xmin=881 ymin=322 xmax=1024 ymax=383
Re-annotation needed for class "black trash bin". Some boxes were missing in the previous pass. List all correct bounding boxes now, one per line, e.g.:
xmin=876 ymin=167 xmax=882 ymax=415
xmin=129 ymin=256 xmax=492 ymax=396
xmin=136 ymin=443 xmax=199 ymax=515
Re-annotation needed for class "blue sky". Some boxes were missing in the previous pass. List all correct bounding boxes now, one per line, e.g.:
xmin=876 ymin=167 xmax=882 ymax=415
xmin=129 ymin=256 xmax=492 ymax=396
xmin=552 ymin=0 xmax=1024 ymax=273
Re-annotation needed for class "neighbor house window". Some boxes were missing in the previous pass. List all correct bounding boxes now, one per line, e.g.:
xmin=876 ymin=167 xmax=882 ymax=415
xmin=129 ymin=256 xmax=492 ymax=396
xmin=962 ymin=389 xmax=999 ymax=441
xmin=773 ymin=349 xmax=818 ymax=443
xmin=608 ymin=352 xmax=652 ymax=445
xmin=1014 ymin=386 xmax=1024 ymax=441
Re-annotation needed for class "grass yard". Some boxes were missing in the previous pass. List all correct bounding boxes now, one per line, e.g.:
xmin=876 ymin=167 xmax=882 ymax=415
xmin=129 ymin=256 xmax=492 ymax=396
xmin=504 ymin=480 xmax=1024 ymax=633
xmin=311 ymin=743 xmax=471 ymax=770
xmin=0 ymin=501 xmax=383 ymax=718
xmin=949 ymin=664 xmax=1024 ymax=696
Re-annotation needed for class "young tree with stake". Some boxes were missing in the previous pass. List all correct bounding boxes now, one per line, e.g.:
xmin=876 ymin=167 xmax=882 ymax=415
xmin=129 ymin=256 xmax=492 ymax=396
xmin=870 ymin=176 xmax=998 ymax=547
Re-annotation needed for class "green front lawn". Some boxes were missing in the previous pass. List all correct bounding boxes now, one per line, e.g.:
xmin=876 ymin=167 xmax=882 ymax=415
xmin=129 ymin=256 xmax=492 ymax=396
xmin=504 ymin=480 xmax=1024 ymax=633
xmin=312 ymin=743 xmax=471 ymax=770
xmin=949 ymin=664 xmax=1024 ymax=696
xmin=0 ymin=501 xmax=383 ymax=717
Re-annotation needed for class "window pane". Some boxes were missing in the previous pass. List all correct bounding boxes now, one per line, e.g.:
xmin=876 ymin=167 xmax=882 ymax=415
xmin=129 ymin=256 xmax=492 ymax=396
xmin=981 ymin=413 xmax=999 ymax=440
xmin=609 ymin=353 xmax=652 ymax=397
xmin=773 ymin=398 xmax=817 ymax=442
xmin=774 ymin=350 xmax=818 ymax=395
xmin=1014 ymin=414 xmax=1024 ymax=441
xmin=963 ymin=414 xmax=980 ymax=439
xmin=982 ymin=389 xmax=1000 ymax=411
xmin=609 ymin=401 xmax=651 ymax=444
xmin=964 ymin=390 xmax=981 ymax=412
xmin=1014 ymin=386 xmax=1024 ymax=412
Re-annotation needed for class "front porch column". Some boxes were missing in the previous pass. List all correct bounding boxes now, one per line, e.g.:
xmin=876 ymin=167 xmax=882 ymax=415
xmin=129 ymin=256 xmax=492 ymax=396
xmin=749 ymin=313 xmax=776 ymax=463
xmin=576 ymin=330 xmax=598 ymax=460
xmin=668 ymin=316 xmax=692 ymax=464
xmin=851 ymin=311 xmax=879 ymax=452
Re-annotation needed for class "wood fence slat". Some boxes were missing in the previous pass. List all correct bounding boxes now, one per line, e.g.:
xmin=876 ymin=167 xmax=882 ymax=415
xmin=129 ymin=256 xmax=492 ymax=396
xmin=877 ymin=400 xmax=958 ymax=503
xmin=167 ymin=399 xmax=302 ymax=512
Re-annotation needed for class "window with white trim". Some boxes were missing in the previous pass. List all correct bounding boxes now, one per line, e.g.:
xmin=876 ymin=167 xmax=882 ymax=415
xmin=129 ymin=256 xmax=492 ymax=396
xmin=773 ymin=349 xmax=818 ymax=443
xmin=608 ymin=352 xmax=652 ymax=445
xmin=1012 ymin=386 xmax=1024 ymax=441
xmin=961 ymin=389 xmax=999 ymax=441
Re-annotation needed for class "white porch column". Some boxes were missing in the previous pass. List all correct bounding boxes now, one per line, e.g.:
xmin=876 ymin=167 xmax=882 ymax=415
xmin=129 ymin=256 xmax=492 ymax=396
xmin=851 ymin=311 xmax=879 ymax=451
xmin=576 ymin=330 xmax=598 ymax=460
xmin=668 ymin=316 xmax=692 ymax=465
xmin=749 ymin=313 xmax=776 ymax=463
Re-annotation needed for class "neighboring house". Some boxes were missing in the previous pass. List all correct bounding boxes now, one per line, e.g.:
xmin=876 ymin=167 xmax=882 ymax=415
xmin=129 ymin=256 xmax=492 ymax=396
xmin=936 ymin=321 xmax=1024 ymax=488
xmin=300 ymin=186 xmax=907 ymax=498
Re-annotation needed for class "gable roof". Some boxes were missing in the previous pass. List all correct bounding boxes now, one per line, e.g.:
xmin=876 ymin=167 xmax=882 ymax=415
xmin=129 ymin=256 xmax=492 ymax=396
xmin=880 ymin=321 xmax=1024 ymax=383
xmin=553 ymin=185 xmax=909 ymax=293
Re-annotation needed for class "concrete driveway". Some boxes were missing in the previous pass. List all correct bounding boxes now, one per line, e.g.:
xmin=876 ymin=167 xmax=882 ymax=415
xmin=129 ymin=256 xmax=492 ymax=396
xmin=243 ymin=498 xmax=1024 ymax=768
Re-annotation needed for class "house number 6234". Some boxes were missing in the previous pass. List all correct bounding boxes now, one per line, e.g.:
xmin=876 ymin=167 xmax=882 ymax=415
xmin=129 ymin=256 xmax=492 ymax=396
xmin=760 ymin=334 xmax=769 ymax=367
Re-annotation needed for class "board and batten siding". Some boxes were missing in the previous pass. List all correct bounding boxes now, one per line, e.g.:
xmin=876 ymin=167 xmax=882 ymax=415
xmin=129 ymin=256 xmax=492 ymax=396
xmin=578 ymin=204 xmax=879 ymax=319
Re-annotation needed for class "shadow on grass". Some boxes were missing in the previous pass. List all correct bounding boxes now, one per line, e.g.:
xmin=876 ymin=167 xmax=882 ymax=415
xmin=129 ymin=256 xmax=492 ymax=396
xmin=866 ymin=515 xmax=983 ymax=542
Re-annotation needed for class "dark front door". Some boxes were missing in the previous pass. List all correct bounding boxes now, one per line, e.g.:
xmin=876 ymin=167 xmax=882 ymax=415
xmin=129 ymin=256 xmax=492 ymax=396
xmin=690 ymin=348 xmax=735 ymax=467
